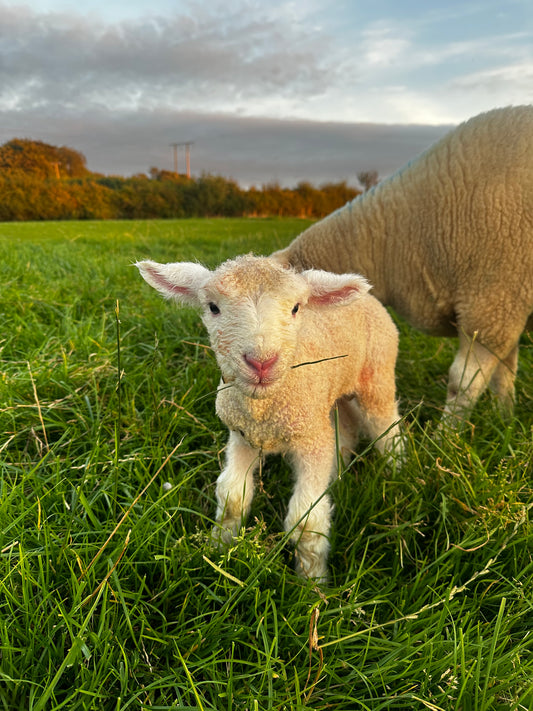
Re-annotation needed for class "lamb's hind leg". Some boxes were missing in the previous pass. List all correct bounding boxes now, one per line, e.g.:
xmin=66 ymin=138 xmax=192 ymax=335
xmin=353 ymin=376 xmax=403 ymax=464
xmin=335 ymin=397 xmax=362 ymax=465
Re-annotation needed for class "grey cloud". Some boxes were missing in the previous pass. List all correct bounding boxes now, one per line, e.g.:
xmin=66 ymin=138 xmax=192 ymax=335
xmin=0 ymin=3 xmax=339 ymax=111
xmin=0 ymin=105 xmax=452 ymax=186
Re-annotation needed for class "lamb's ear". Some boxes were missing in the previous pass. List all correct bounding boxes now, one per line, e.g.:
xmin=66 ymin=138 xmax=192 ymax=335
xmin=136 ymin=260 xmax=210 ymax=307
xmin=302 ymin=269 xmax=371 ymax=306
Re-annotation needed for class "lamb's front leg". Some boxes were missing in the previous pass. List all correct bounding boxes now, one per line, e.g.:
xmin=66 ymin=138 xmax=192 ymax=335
xmin=212 ymin=431 xmax=260 ymax=545
xmin=285 ymin=436 xmax=337 ymax=581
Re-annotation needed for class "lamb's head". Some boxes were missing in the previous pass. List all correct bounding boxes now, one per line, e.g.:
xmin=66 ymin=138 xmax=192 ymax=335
xmin=136 ymin=255 xmax=370 ymax=398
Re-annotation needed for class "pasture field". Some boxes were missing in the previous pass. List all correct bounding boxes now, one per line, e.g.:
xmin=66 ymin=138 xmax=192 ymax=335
xmin=0 ymin=218 xmax=532 ymax=710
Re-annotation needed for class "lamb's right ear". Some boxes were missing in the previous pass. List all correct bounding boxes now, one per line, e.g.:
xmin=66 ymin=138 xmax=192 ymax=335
xmin=136 ymin=260 xmax=210 ymax=307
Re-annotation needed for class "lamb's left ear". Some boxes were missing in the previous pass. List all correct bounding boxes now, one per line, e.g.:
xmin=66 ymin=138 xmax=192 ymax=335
xmin=302 ymin=269 xmax=371 ymax=306
xmin=136 ymin=259 xmax=210 ymax=307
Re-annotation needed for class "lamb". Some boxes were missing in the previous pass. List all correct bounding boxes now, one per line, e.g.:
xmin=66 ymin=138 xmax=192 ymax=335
xmin=136 ymin=254 xmax=402 ymax=580
xmin=272 ymin=106 xmax=533 ymax=423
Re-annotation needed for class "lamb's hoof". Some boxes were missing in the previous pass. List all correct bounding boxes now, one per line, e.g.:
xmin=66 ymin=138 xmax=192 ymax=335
xmin=384 ymin=435 xmax=405 ymax=471
xmin=294 ymin=548 xmax=329 ymax=584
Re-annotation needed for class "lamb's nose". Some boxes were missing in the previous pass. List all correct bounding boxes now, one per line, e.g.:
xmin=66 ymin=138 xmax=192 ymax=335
xmin=243 ymin=353 xmax=279 ymax=378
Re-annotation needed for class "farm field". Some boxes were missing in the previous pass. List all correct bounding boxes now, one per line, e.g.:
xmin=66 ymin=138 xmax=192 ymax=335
xmin=0 ymin=218 xmax=532 ymax=710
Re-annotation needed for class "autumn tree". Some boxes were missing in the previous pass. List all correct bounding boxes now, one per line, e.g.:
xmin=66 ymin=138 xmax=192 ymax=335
xmin=0 ymin=139 xmax=89 ymax=178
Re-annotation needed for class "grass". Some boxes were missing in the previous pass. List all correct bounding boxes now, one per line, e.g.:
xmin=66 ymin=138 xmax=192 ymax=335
xmin=0 ymin=217 xmax=532 ymax=710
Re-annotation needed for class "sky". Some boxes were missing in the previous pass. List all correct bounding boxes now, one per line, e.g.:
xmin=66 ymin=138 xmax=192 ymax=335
xmin=0 ymin=0 xmax=532 ymax=187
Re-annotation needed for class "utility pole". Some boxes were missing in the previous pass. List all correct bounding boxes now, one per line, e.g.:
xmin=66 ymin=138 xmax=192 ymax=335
xmin=170 ymin=143 xmax=179 ymax=175
xmin=185 ymin=142 xmax=191 ymax=178
xmin=169 ymin=142 xmax=194 ymax=178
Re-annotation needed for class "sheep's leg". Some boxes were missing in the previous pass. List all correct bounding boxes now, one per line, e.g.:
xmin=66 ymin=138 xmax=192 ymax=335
xmin=212 ymin=431 xmax=260 ymax=545
xmin=443 ymin=333 xmax=508 ymax=425
xmin=488 ymin=344 xmax=518 ymax=413
xmin=285 ymin=438 xmax=337 ymax=581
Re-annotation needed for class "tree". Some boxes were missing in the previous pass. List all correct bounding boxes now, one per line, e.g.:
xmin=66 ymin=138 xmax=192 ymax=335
xmin=357 ymin=170 xmax=379 ymax=192
xmin=0 ymin=139 xmax=89 ymax=178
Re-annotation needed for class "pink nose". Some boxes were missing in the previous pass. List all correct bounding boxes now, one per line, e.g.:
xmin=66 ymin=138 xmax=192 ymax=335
xmin=243 ymin=353 xmax=279 ymax=378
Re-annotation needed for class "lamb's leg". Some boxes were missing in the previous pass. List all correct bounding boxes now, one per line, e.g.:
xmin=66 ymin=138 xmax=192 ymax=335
xmin=212 ymin=431 xmax=260 ymax=545
xmin=443 ymin=333 xmax=510 ymax=425
xmin=285 ymin=438 xmax=337 ymax=581
xmin=352 ymin=373 xmax=403 ymax=464
xmin=333 ymin=398 xmax=362 ymax=465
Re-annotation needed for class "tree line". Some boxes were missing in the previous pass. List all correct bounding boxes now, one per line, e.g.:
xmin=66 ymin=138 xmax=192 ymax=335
xmin=0 ymin=139 xmax=362 ymax=222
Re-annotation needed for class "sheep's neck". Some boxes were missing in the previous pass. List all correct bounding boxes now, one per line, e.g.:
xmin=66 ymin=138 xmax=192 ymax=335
xmin=334 ymin=197 xmax=389 ymax=302
xmin=289 ymin=197 xmax=390 ymax=303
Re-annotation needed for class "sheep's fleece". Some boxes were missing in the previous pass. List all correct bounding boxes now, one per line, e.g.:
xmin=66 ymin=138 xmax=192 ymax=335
xmin=137 ymin=255 xmax=402 ymax=580
xmin=272 ymin=106 xmax=533 ymax=423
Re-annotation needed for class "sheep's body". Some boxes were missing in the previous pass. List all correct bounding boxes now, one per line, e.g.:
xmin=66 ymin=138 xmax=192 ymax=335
xmin=272 ymin=106 xmax=533 ymax=422
xmin=137 ymin=255 xmax=402 ymax=580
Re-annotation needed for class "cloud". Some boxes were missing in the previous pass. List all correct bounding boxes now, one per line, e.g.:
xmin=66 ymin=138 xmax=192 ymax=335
xmin=1 ymin=0 xmax=530 ymax=126
xmin=0 ymin=1 xmax=345 ymax=114
xmin=359 ymin=24 xmax=412 ymax=68
xmin=449 ymin=61 xmax=533 ymax=95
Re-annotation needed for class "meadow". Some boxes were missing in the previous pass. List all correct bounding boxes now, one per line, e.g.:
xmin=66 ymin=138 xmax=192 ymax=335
xmin=0 ymin=218 xmax=532 ymax=710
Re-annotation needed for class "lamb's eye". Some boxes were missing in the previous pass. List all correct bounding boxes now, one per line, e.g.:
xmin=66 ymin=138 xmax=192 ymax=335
xmin=292 ymin=303 xmax=300 ymax=315
xmin=208 ymin=302 xmax=220 ymax=315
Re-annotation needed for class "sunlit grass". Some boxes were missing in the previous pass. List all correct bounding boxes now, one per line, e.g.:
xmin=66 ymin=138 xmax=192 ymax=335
xmin=0 ymin=218 xmax=532 ymax=710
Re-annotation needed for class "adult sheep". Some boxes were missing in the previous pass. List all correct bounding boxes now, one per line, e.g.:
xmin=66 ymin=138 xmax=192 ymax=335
xmin=272 ymin=106 xmax=533 ymax=423
xmin=137 ymin=255 xmax=402 ymax=580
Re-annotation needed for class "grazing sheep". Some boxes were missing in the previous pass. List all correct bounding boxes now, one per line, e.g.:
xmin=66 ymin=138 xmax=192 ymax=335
xmin=137 ymin=255 xmax=402 ymax=580
xmin=272 ymin=106 xmax=533 ymax=423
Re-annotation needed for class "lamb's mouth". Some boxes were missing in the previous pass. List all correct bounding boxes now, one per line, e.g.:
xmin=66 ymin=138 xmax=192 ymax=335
xmin=241 ymin=376 xmax=280 ymax=397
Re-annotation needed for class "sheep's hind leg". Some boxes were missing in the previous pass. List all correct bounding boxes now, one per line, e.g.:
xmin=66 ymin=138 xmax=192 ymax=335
xmin=212 ymin=431 xmax=260 ymax=546
xmin=443 ymin=333 xmax=511 ymax=426
xmin=285 ymin=438 xmax=337 ymax=581
xmin=488 ymin=344 xmax=518 ymax=414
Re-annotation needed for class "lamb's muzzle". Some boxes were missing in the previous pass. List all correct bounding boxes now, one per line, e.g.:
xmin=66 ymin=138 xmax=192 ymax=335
xmin=243 ymin=352 xmax=279 ymax=382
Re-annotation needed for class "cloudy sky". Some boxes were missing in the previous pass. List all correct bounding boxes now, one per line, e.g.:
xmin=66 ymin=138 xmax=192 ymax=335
xmin=0 ymin=0 xmax=531 ymax=186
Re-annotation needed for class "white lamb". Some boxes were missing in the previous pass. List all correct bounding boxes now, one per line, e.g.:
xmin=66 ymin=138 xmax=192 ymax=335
xmin=137 ymin=254 xmax=402 ymax=580
xmin=272 ymin=106 xmax=533 ymax=424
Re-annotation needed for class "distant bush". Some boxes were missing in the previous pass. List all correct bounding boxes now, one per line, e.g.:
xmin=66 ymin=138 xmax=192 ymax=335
xmin=0 ymin=139 xmax=361 ymax=221
xmin=0 ymin=171 xmax=361 ymax=221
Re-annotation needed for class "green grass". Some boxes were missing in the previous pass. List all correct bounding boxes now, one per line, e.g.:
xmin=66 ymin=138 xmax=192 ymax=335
xmin=0 ymin=218 xmax=532 ymax=710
